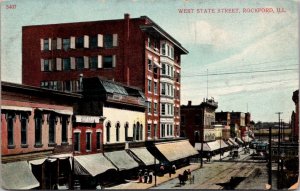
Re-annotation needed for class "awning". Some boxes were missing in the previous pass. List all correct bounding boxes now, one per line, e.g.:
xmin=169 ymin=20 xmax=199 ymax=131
xmin=229 ymin=138 xmax=239 ymax=146
xmin=128 ymin=147 xmax=159 ymax=166
xmin=195 ymin=143 xmax=210 ymax=151
xmin=37 ymin=108 xmax=73 ymax=115
xmin=225 ymin=140 xmax=234 ymax=146
xmin=220 ymin=140 xmax=229 ymax=149
xmin=2 ymin=161 xmax=40 ymax=189
xmin=155 ymin=140 xmax=198 ymax=162
xmin=29 ymin=158 xmax=47 ymax=165
xmin=74 ymin=153 xmax=116 ymax=177
xmin=236 ymin=137 xmax=244 ymax=144
xmin=104 ymin=150 xmax=139 ymax=171
xmin=1 ymin=105 xmax=32 ymax=112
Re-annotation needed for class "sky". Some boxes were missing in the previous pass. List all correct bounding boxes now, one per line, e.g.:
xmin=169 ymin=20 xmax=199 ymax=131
xmin=1 ymin=0 xmax=299 ymax=122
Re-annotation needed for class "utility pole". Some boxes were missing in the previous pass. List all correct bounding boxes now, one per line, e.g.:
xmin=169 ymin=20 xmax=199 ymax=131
xmin=268 ymin=120 xmax=272 ymax=187
xmin=276 ymin=112 xmax=282 ymax=189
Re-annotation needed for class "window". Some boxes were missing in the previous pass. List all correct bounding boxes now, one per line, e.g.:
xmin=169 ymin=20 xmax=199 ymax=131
xmin=116 ymin=123 xmax=120 ymax=142
xmin=21 ymin=114 xmax=28 ymax=145
xmin=104 ymin=34 xmax=113 ymax=48
xmin=154 ymin=124 xmax=157 ymax=138
xmin=161 ymin=42 xmax=166 ymax=55
xmin=61 ymin=116 xmax=68 ymax=143
xmin=140 ymin=124 xmax=143 ymax=140
xmin=161 ymin=124 xmax=166 ymax=138
xmin=64 ymin=81 xmax=71 ymax=92
xmin=125 ymin=123 xmax=129 ymax=141
xmin=161 ymin=83 xmax=166 ymax=95
xmin=103 ymin=56 xmax=113 ymax=68
xmin=90 ymin=36 xmax=98 ymax=49
xmin=63 ymin=38 xmax=70 ymax=51
xmin=63 ymin=58 xmax=70 ymax=71
xmin=161 ymin=103 xmax=166 ymax=115
xmin=76 ymin=57 xmax=84 ymax=70
xmin=48 ymin=114 xmax=56 ymax=145
xmin=162 ymin=63 xmax=166 ymax=75
xmin=76 ymin=36 xmax=84 ymax=48
xmin=86 ymin=132 xmax=91 ymax=151
xmin=147 ymin=102 xmax=151 ymax=113
xmin=43 ymin=59 xmax=50 ymax=71
xmin=96 ymin=132 xmax=101 ymax=150
xmin=154 ymin=82 xmax=157 ymax=94
xmin=34 ymin=112 xmax=43 ymax=146
xmin=89 ymin=56 xmax=98 ymax=69
xmin=154 ymin=103 xmax=158 ymax=114
xmin=167 ymin=124 xmax=170 ymax=136
xmin=133 ymin=124 xmax=136 ymax=141
xmin=7 ymin=113 xmax=14 ymax=147
xmin=170 ymin=124 xmax=173 ymax=136
xmin=44 ymin=39 xmax=49 ymax=51
xmin=147 ymin=124 xmax=151 ymax=138
xmin=148 ymin=59 xmax=152 ymax=71
xmin=106 ymin=122 xmax=111 ymax=142
xmin=74 ymin=132 xmax=80 ymax=152
xmin=148 ymin=79 xmax=152 ymax=92
xmin=147 ymin=37 xmax=151 ymax=47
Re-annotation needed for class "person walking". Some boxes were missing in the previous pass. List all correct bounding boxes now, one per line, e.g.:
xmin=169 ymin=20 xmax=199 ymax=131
xmin=144 ymin=170 xmax=148 ymax=183
xmin=138 ymin=169 xmax=143 ymax=183
xmin=148 ymin=171 xmax=153 ymax=184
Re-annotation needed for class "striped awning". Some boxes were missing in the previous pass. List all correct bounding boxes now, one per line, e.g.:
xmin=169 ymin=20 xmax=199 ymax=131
xmin=104 ymin=150 xmax=139 ymax=171
xmin=74 ymin=153 xmax=116 ymax=177
xmin=155 ymin=140 xmax=198 ymax=162
xmin=2 ymin=161 xmax=39 ymax=189
xmin=128 ymin=147 xmax=159 ymax=166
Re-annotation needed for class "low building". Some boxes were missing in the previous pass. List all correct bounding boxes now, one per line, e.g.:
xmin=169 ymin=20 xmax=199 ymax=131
xmin=1 ymin=82 xmax=81 ymax=190
xmin=292 ymin=90 xmax=299 ymax=142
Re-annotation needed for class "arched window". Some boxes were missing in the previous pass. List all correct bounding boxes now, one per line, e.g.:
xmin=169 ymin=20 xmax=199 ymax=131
xmin=133 ymin=124 xmax=136 ymax=141
xmin=136 ymin=122 xmax=140 ymax=140
xmin=140 ymin=124 xmax=143 ymax=140
xmin=48 ymin=114 xmax=56 ymax=145
xmin=34 ymin=112 xmax=43 ymax=146
xmin=7 ymin=112 xmax=15 ymax=147
xmin=124 ymin=123 xmax=129 ymax=141
xmin=61 ymin=116 xmax=68 ymax=143
xmin=116 ymin=122 xmax=120 ymax=142
xmin=20 ymin=113 xmax=29 ymax=146
xmin=106 ymin=122 xmax=111 ymax=142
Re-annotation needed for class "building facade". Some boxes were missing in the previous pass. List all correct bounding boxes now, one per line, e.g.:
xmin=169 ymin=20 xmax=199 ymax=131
xmin=1 ymin=82 xmax=81 ymax=189
xmin=22 ymin=14 xmax=188 ymax=141
xmin=180 ymin=99 xmax=218 ymax=146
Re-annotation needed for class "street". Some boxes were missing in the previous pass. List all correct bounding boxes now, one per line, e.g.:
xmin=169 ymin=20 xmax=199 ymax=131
xmin=153 ymin=148 xmax=268 ymax=190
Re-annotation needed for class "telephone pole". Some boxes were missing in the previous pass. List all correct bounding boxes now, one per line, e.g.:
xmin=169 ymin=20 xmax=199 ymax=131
xmin=275 ymin=112 xmax=282 ymax=189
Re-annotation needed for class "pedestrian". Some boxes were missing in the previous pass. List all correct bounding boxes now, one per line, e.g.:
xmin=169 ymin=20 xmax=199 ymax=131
xmin=168 ymin=166 xmax=172 ymax=178
xmin=148 ymin=171 xmax=153 ymax=184
xmin=172 ymin=164 xmax=176 ymax=174
xmin=144 ymin=169 xmax=148 ymax=183
xmin=187 ymin=169 xmax=192 ymax=184
xmin=138 ymin=169 xmax=143 ymax=183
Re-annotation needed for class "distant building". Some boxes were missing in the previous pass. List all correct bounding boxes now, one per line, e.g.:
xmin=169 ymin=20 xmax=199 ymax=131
xmin=180 ymin=98 xmax=218 ymax=146
xmin=292 ymin=90 xmax=299 ymax=141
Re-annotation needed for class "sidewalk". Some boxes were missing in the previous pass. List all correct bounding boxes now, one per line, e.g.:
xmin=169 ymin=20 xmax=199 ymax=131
xmin=109 ymin=163 xmax=200 ymax=189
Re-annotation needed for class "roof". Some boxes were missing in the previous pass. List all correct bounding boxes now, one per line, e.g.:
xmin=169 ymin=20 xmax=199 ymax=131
xmin=1 ymin=81 xmax=82 ymax=99
xmin=2 ymin=161 xmax=40 ymax=189
xmin=74 ymin=153 xmax=116 ymax=177
xmin=155 ymin=140 xmax=198 ymax=162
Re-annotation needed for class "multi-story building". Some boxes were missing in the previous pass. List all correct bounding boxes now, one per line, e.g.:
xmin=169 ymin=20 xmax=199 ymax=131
xmin=1 ymin=81 xmax=81 ymax=190
xmin=180 ymin=98 xmax=218 ymax=146
xmin=22 ymin=13 xmax=188 ymax=141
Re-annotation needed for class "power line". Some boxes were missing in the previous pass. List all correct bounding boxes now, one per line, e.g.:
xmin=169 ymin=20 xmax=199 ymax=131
xmin=182 ymin=68 xmax=298 ymax=77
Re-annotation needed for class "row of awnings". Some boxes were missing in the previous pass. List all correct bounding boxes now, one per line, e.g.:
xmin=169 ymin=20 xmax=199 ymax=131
xmin=2 ymin=140 xmax=198 ymax=189
xmin=195 ymin=139 xmax=242 ymax=152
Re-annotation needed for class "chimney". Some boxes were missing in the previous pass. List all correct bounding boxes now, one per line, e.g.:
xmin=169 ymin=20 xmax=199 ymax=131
xmin=124 ymin=13 xmax=130 ymax=20
xmin=188 ymin=101 xmax=192 ymax=106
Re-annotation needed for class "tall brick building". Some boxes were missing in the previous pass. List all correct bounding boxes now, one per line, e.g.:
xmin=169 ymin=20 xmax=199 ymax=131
xmin=22 ymin=14 xmax=188 ymax=140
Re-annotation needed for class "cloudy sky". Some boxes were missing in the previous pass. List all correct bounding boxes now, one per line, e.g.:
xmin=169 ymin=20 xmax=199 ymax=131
xmin=1 ymin=0 xmax=299 ymax=122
